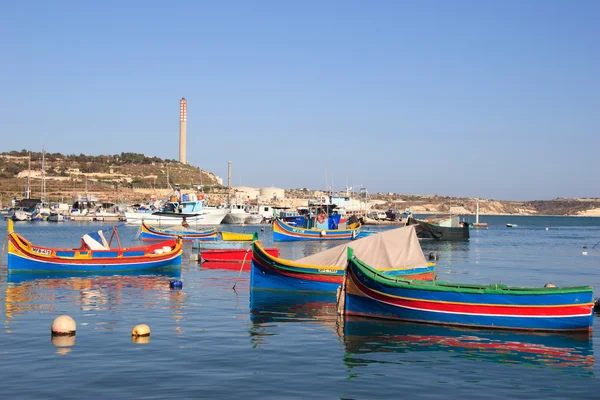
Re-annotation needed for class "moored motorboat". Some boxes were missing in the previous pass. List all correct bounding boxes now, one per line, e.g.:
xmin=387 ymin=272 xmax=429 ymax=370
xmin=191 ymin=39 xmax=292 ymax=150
xmin=338 ymin=252 xmax=594 ymax=331
xmin=7 ymin=220 xmax=183 ymax=272
xmin=507 ymin=223 xmax=518 ymax=228
xmin=140 ymin=221 xmax=217 ymax=241
xmin=125 ymin=192 xmax=227 ymax=225
xmin=406 ymin=215 xmax=470 ymax=241
xmin=252 ymin=225 xmax=435 ymax=292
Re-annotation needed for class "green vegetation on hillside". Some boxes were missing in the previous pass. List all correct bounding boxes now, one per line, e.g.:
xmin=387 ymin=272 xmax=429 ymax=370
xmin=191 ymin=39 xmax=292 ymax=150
xmin=0 ymin=150 xmax=222 ymax=204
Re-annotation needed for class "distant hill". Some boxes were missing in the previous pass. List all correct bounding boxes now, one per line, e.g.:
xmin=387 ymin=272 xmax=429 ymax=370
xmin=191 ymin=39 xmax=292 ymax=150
xmin=0 ymin=150 xmax=222 ymax=204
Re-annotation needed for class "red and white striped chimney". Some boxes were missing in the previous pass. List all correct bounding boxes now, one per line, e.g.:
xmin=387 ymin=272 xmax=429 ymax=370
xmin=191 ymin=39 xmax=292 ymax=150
xmin=179 ymin=98 xmax=187 ymax=164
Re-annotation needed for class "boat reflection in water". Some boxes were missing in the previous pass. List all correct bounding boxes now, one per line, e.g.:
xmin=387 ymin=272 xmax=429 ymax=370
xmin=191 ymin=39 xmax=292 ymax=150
xmin=340 ymin=317 xmax=594 ymax=372
xmin=248 ymin=289 xmax=337 ymax=347
xmin=248 ymin=290 xmax=594 ymax=373
xmin=5 ymin=268 xmax=182 ymax=320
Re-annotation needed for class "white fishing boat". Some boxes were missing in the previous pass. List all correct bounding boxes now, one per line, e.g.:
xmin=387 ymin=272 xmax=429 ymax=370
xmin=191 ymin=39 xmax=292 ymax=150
xmin=47 ymin=212 xmax=66 ymax=222
xmin=125 ymin=193 xmax=227 ymax=225
xmin=222 ymin=203 xmax=252 ymax=224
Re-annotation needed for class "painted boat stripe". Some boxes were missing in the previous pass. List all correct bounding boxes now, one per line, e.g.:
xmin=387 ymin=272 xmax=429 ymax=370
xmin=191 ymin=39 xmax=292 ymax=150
xmin=349 ymin=268 xmax=593 ymax=317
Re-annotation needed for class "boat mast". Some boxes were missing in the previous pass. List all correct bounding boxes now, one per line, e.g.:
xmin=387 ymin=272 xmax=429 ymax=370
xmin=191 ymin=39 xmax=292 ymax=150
xmin=476 ymin=201 xmax=480 ymax=224
xmin=25 ymin=151 xmax=31 ymax=199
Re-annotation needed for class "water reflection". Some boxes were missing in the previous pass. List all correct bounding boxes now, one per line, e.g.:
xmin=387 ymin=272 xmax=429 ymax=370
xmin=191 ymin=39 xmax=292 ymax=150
xmin=340 ymin=317 xmax=594 ymax=374
xmin=51 ymin=334 xmax=76 ymax=355
xmin=4 ymin=270 xmax=181 ymax=322
xmin=132 ymin=335 xmax=150 ymax=344
xmin=248 ymin=289 xmax=337 ymax=347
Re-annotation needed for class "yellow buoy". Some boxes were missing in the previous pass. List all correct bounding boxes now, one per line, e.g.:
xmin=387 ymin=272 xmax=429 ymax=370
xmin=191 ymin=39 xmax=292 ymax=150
xmin=51 ymin=315 xmax=76 ymax=335
xmin=132 ymin=324 xmax=151 ymax=337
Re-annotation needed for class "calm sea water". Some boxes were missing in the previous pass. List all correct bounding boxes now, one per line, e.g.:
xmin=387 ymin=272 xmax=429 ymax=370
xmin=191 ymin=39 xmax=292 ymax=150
xmin=1 ymin=215 xmax=600 ymax=399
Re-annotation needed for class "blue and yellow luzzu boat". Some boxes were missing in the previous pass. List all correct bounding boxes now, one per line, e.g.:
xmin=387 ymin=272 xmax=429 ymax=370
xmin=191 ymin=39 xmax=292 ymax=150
xmin=273 ymin=218 xmax=361 ymax=242
xmin=140 ymin=221 xmax=217 ymax=242
xmin=339 ymin=250 xmax=595 ymax=332
xmin=7 ymin=220 xmax=183 ymax=272
xmin=252 ymin=225 xmax=435 ymax=292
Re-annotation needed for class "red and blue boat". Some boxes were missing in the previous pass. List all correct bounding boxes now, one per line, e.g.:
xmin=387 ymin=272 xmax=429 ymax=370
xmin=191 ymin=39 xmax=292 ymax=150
xmin=201 ymin=247 xmax=279 ymax=263
xmin=140 ymin=221 xmax=217 ymax=242
xmin=252 ymin=226 xmax=435 ymax=292
xmin=273 ymin=218 xmax=361 ymax=242
xmin=338 ymin=251 xmax=595 ymax=332
xmin=7 ymin=220 xmax=183 ymax=272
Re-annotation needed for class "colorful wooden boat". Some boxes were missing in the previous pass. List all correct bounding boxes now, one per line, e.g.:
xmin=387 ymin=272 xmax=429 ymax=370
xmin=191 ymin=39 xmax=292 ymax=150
xmin=252 ymin=226 xmax=435 ymax=292
xmin=221 ymin=231 xmax=258 ymax=241
xmin=273 ymin=218 xmax=361 ymax=242
xmin=338 ymin=251 xmax=595 ymax=332
xmin=201 ymin=247 xmax=279 ymax=263
xmin=140 ymin=221 xmax=217 ymax=242
xmin=7 ymin=220 xmax=183 ymax=272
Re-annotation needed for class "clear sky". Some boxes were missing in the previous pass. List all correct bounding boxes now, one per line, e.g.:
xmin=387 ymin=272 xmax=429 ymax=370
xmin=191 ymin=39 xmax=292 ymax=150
xmin=1 ymin=1 xmax=598 ymax=200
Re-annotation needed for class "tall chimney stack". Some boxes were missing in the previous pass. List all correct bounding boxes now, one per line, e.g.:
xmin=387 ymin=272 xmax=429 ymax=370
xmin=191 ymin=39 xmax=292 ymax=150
xmin=179 ymin=97 xmax=187 ymax=164
xmin=227 ymin=161 xmax=232 ymax=187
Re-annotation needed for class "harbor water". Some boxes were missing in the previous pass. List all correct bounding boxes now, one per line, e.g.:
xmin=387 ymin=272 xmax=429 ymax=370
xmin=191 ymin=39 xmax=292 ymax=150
xmin=1 ymin=215 xmax=600 ymax=398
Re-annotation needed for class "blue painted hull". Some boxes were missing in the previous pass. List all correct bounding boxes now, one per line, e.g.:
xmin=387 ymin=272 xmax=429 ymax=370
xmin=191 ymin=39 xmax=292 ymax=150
xmin=342 ymin=257 xmax=594 ymax=331
xmin=344 ymin=293 xmax=594 ymax=331
xmin=250 ymin=260 xmax=340 ymax=292
xmin=141 ymin=231 xmax=217 ymax=242
xmin=7 ymin=252 xmax=182 ymax=273
xmin=7 ymin=267 xmax=182 ymax=284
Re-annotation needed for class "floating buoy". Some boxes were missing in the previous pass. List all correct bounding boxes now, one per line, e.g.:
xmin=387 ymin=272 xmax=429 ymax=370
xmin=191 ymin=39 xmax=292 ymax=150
xmin=546 ymin=227 xmax=549 ymax=230
xmin=260 ymin=227 xmax=265 ymax=232
xmin=170 ymin=280 xmax=183 ymax=290
xmin=51 ymin=315 xmax=76 ymax=336
xmin=583 ymin=246 xmax=588 ymax=249
xmin=132 ymin=324 xmax=151 ymax=337
xmin=582 ymin=251 xmax=588 ymax=256
xmin=544 ymin=283 xmax=556 ymax=288
xmin=428 ymin=252 xmax=439 ymax=261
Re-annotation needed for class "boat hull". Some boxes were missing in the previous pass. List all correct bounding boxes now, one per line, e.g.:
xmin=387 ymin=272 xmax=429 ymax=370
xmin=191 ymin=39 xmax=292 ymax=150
xmin=407 ymin=216 xmax=470 ymax=241
xmin=201 ymin=248 xmax=279 ymax=262
xmin=7 ymin=225 xmax=183 ymax=273
xmin=197 ymin=241 xmax=252 ymax=250
xmin=7 ymin=252 xmax=182 ymax=272
xmin=140 ymin=222 xmax=217 ymax=242
xmin=341 ymin=257 xmax=594 ymax=332
xmin=125 ymin=210 xmax=227 ymax=225
xmin=273 ymin=218 xmax=361 ymax=242
xmin=251 ymin=241 xmax=435 ymax=293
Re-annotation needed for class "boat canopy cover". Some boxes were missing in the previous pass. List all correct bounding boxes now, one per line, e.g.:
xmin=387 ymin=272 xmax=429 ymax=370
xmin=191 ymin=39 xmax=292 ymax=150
xmin=295 ymin=225 xmax=428 ymax=270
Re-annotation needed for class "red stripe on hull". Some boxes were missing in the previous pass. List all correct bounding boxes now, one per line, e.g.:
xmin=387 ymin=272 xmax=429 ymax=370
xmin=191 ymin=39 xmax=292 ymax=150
xmin=9 ymin=235 xmax=181 ymax=265
xmin=351 ymin=271 xmax=593 ymax=317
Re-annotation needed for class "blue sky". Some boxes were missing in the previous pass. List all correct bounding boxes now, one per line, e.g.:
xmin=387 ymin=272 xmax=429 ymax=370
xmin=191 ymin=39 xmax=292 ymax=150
xmin=1 ymin=1 xmax=598 ymax=200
